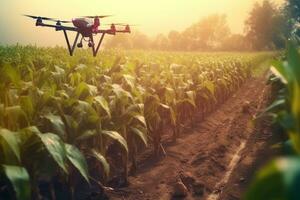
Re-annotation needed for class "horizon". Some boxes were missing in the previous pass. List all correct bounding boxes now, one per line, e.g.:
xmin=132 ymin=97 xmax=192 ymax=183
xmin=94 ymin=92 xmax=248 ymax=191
xmin=0 ymin=0 xmax=284 ymax=47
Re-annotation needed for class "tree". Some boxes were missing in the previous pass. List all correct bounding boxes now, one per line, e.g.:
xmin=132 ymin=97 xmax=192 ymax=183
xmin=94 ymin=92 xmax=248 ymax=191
xmin=131 ymin=31 xmax=151 ymax=49
xmin=222 ymin=34 xmax=249 ymax=51
xmin=168 ymin=31 xmax=183 ymax=51
xmin=285 ymin=0 xmax=300 ymax=36
xmin=183 ymin=14 xmax=231 ymax=50
xmin=104 ymin=31 xmax=151 ymax=49
xmin=104 ymin=34 xmax=132 ymax=49
xmin=245 ymin=0 xmax=290 ymax=50
xmin=152 ymin=34 xmax=169 ymax=50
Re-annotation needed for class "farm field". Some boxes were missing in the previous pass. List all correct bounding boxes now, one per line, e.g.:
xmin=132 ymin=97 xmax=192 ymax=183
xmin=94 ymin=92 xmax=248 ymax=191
xmin=108 ymin=68 xmax=275 ymax=200
xmin=2 ymin=0 xmax=300 ymax=199
xmin=0 ymin=46 xmax=278 ymax=199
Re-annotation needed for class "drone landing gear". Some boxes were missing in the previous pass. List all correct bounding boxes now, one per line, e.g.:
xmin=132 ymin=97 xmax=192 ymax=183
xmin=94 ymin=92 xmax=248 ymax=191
xmin=88 ymin=40 xmax=94 ymax=48
xmin=89 ymin=33 xmax=105 ymax=57
xmin=63 ymin=30 xmax=80 ymax=56
xmin=62 ymin=30 xmax=105 ymax=57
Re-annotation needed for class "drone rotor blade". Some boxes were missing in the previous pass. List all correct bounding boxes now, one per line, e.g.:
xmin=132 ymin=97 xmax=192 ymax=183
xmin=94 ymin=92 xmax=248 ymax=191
xmin=23 ymin=14 xmax=39 ymax=19
xmin=23 ymin=15 xmax=72 ymax=23
xmin=82 ymin=15 xmax=112 ymax=19
xmin=41 ymin=17 xmax=57 ymax=21
xmin=23 ymin=14 xmax=58 ymax=21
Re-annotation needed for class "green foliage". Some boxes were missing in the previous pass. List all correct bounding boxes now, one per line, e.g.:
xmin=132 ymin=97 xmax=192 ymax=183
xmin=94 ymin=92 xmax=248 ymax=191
xmin=65 ymin=144 xmax=90 ymax=183
xmin=285 ymin=0 xmax=300 ymax=37
xmin=38 ymin=133 xmax=68 ymax=173
xmin=0 ymin=165 xmax=30 ymax=200
xmin=91 ymin=149 xmax=110 ymax=178
xmin=102 ymin=130 xmax=128 ymax=153
xmin=245 ymin=0 xmax=290 ymax=50
xmin=246 ymin=40 xmax=300 ymax=199
xmin=246 ymin=157 xmax=300 ymax=200
xmin=0 ymin=45 xmax=273 ymax=199
xmin=0 ymin=129 xmax=21 ymax=163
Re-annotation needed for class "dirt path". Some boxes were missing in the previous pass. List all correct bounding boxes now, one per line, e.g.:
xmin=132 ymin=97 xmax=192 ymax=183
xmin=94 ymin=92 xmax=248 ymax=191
xmin=108 ymin=76 xmax=271 ymax=200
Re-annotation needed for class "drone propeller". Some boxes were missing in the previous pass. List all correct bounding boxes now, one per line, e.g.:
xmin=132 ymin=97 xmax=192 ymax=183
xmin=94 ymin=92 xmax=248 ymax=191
xmin=82 ymin=15 xmax=112 ymax=19
xmin=23 ymin=14 xmax=72 ymax=23
xmin=23 ymin=14 xmax=56 ymax=21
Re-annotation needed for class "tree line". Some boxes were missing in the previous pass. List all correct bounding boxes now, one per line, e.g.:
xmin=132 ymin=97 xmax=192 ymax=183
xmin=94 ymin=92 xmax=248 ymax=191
xmin=105 ymin=0 xmax=300 ymax=51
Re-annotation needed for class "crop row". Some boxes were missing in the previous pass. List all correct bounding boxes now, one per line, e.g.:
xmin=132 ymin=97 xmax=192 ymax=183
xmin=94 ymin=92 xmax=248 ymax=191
xmin=0 ymin=46 xmax=274 ymax=199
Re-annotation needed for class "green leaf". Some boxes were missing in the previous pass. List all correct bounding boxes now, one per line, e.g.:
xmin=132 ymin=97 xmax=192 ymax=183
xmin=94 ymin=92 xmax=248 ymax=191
xmin=123 ymin=74 xmax=135 ymax=89
xmin=112 ymin=84 xmax=133 ymax=100
xmin=94 ymin=96 xmax=111 ymax=118
xmin=178 ymin=98 xmax=196 ymax=108
xmin=130 ymin=127 xmax=148 ymax=146
xmin=65 ymin=144 xmax=90 ymax=183
xmin=0 ymin=104 xmax=4 ymax=126
xmin=256 ymin=99 xmax=286 ymax=118
xmin=282 ymin=140 xmax=298 ymax=156
xmin=1 ymin=165 xmax=30 ymax=200
xmin=102 ymin=130 xmax=128 ymax=153
xmin=19 ymin=96 xmax=34 ymax=121
xmin=186 ymin=91 xmax=196 ymax=108
xmin=245 ymin=157 xmax=300 ymax=200
xmin=75 ymin=64 xmax=88 ymax=71
xmin=164 ymin=87 xmax=175 ymax=103
xmin=43 ymin=113 xmax=66 ymax=138
xmin=132 ymin=114 xmax=147 ymax=127
xmin=0 ymin=63 xmax=21 ymax=86
xmin=20 ymin=127 xmax=60 ymax=176
xmin=287 ymin=40 xmax=300 ymax=84
xmin=38 ymin=133 xmax=67 ymax=173
xmin=270 ymin=64 xmax=289 ymax=85
xmin=76 ymin=130 xmax=97 ymax=141
xmin=53 ymin=65 xmax=65 ymax=76
xmin=4 ymin=106 xmax=28 ymax=128
xmin=74 ymin=100 xmax=99 ymax=125
xmin=91 ymin=149 xmax=110 ymax=177
xmin=202 ymin=80 xmax=215 ymax=95
xmin=86 ymin=84 xmax=98 ymax=96
xmin=74 ymin=82 xmax=95 ymax=99
xmin=0 ymin=129 xmax=21 ymax=162
xmin=291 ymin=82 xmax=300 ymax=128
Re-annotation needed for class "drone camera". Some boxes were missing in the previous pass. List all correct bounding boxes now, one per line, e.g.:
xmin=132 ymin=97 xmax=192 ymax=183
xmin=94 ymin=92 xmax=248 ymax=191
xmin=77 ymin=42 xmax=83 ymax=48
xmin=88 ymin=41 xmax=94 ymax=47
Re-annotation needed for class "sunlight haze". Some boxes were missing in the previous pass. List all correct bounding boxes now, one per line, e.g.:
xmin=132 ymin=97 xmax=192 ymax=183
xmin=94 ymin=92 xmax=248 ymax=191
xmin=0 ymin=0 xmax=285 ymax=46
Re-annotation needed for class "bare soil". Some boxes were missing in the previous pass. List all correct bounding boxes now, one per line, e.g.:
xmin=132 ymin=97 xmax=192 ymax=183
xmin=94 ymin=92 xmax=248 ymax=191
xmin=107 ymin=76 xmax=278 ymax=200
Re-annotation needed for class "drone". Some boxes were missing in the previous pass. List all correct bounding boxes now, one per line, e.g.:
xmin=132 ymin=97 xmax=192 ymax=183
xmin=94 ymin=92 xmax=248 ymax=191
xmin=24 ymin=15 xmax=132 ymax=56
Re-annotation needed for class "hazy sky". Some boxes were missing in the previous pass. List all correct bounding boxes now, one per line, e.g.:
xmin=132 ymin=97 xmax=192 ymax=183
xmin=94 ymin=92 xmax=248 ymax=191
xmin=0 ymin=0 xmax=285 ymax=46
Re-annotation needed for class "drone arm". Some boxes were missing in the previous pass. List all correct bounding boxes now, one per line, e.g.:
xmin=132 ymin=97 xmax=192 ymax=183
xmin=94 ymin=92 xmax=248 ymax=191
xmin=96 ymin=29 xmax=115 ymax=35
xmin=115 ymin=30 xmax=131 ymax=33
xmin=96 ymin=29 xmax=130 ymax=35
xmin=37 ymin=22 xmax=78 ymax=32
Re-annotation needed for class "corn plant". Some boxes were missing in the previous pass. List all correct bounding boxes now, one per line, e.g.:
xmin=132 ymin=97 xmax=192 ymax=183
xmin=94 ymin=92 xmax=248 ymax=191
xmin=246 ymin=40 xmax=300 ymax=200
xmin=0 ymin=46 xmax=274 ymax=199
